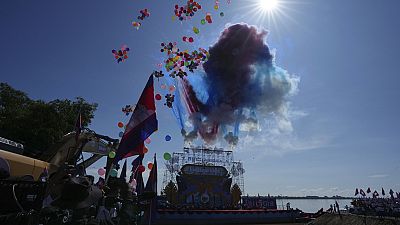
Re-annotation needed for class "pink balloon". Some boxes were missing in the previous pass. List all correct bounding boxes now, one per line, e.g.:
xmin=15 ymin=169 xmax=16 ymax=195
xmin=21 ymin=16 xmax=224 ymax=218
xmin=169 ymin=85 xmax=176 ymax=92
xmin=145 ymin=137 xmax=151 ymax=144
xmin=98 ymin=168 xmax=105 ymax=176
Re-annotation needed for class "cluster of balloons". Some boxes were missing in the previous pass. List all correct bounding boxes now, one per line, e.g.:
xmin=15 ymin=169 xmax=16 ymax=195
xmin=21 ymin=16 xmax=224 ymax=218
xmin=132 ymin=21 xmax=141 ymax=30
xmin=204 ymin=13 xmax=213 ymax=24
xmin=112 ymin=46 xmax=130 ymax=63
xmin=182 ymin=36 xmax=194 ymax=43
xmin=174 ymin=0 xmax=202 ymax=21
xmin=132 ymin=9 xmax=150 ymax=30
xmin=160 ymin=42 xmax=209 ymax=78
xmin=137 ymin=9 xmax=150 ymax=20
xmin=122 ymin=104 xmax=135 ymax=116
xmin=152 ymin=70 xmax=165 ymax=80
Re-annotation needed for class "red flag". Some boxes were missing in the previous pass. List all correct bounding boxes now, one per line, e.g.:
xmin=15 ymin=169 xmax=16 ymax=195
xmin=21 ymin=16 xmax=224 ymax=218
xmin=115 ymin=76 xmax=158 ymax=162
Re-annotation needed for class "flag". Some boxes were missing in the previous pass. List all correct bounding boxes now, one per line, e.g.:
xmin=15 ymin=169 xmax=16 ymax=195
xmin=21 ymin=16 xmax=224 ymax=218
xmin=389 ymin=189 xmax=394 ymax=199
xmin=360 ymin=189 xmax=366 ymax=196
xmin=120 ymin=160 xmax=127 ymax=179
xmin=135 ymin=169 xmax=145 ymax=195
xmin=131 ymin=154 xmax=144 ymax=173
xmin=74 ymin=112 xmax=82 ymax=141
xmin=366 ymin=187 xmax=371 ymax=193
xmin=354 ymin=188 xmax=359 ymax=196
xmin=396 ymin=192 xmax=400 ymax=199
xmin=144 ymin=154 xmax=157 ymax=225
xmin=381 ymin=188 xmax=385 ymax=196
xmin=373 ymin=190 xmax=379 ymax=198
xmin=115 ymin=75 xmax=158 ymax=162
xmin=145 ymin=154 xmax=157 ymax=193
xmin=129 ymin=155 xmax=144 ymax=183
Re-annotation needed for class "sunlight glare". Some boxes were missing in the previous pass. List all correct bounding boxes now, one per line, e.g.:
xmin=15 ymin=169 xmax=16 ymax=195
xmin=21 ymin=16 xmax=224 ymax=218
xmin=258 ymin=0 xmax=279 ymax=12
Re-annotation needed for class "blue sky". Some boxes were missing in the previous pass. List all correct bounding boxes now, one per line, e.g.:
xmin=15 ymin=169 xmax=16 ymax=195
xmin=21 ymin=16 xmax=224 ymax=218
xmin=1 ymin=0 xmax=400 ymax=197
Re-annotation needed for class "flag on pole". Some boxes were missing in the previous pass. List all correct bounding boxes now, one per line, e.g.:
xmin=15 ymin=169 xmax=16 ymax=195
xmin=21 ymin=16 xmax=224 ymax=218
xmin=373 ymin=190 xmax=379 ymax=198
xmin=131 ymin=155 xmax=144 ymax=173
xmin=355 ymin=188 xmax=359 ymax=196
xmin=145 ymin=154 xmax=157 ymax=193
xmin=129 ymin=154 xmax=144 ymax=183
xmin=389 ymin=189 xmax=394 ymax=199
xmin=381 ymin=188 xmax=385 ymax=196
xmin=115 ymin=75 xmax=158 ymax=162
xmin=135 ymin=169 xmax=145 ymax=195
xmin=360 ymin=189 xmax=366 ymax=197
xmin=144 ymin=153 xmax=157 ymax=225
xmin=120 ymin=160 xmax=127 ymax=179
xmin=366 ymin=187 xmax=371 ymax=193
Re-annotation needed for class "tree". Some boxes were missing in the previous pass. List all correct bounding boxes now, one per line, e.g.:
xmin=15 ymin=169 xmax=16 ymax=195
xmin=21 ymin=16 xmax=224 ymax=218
xmin=0 ymin=83 xmax=97 ymax=157
xmin=231 ymin=183 xmax=242 ymax=207
xmin=164 ymin=180 xmax=178 ymax=205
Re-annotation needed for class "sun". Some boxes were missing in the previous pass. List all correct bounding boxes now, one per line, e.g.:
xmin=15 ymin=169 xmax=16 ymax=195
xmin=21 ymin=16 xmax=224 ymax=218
xmin=258 ymin=0 xmax=279 ymax=12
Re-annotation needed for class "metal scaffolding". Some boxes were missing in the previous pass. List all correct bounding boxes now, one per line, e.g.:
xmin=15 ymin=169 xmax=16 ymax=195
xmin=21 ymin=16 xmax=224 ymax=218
xmin=162 ymin=146 xmax=245 ymax=194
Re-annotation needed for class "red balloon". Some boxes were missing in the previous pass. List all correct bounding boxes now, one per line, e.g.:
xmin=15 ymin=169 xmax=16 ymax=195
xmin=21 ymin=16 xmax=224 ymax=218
xmin=148 ymin=162 xmax=153 ymax=170
xmin=155 ymin=94 xmax=162 ymax=100
xmin=118 ymin=122 xmax=124 ymax=128
xmin=188 ymin=37 xmax=194 ymax=43
xmin=138 ymin=165 xmax=145 ymax=173
xmin=143 ymin=146 xmax=149 ymax=154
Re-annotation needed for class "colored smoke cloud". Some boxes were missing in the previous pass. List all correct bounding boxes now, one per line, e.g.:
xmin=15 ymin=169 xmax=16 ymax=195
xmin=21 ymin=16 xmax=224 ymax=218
xmin=181 ymin=23 xmax=299 ymax=145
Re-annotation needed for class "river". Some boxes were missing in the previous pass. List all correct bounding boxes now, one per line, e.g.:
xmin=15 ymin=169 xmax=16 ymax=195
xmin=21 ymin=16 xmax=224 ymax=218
xmin=276 ymin=198 xmax=353 ymax=213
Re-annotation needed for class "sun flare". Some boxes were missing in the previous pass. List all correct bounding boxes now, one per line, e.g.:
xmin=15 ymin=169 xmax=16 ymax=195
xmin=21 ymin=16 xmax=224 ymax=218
xmin=258 ymin=0 xmax=279 ymax=12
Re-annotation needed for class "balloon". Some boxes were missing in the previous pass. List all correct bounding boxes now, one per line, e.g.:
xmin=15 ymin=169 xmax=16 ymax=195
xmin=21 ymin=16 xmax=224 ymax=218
xmin=161 ymin=84 xmax=167 ymax=89
xmin=201 ymin=19 xmax=206 ymax=25
xmin=108 ymin=151 xmax=116 ymax=159
xmin=165 ymin=135 xmax=172 ymax=141
xmin=119 ymin=131 xmax=124 ymax=137
xmin=193 ymin=27 xmax=199 ymax=34
xmin=143 ymin=146 xmax=149 ymax=154
xmin=145 ymin=137 xmax=151 ymax=144
xmin=214 ymin=5 xmax=219 ymax=10
xmin=98 ymin=168 xmax=105 ymax=176
xmin=220 ymin=12 xmax=224 ymax=17
xmin=138 ymin=165 xmax=145 ymax=173
xmin=155 ymin=94 xmax=162 ymax=101
xmin=169 ymin=85 xmax=176 ymax=92
xmin=148 ymin=162 xmax=153 ymax=170
xmin=163 ymin=152 xmax=172 ymax=160
xmin=118 ymin=122 xmax=124 ymax=128
xmin=109 ymin=169 xmax=118 ymax=177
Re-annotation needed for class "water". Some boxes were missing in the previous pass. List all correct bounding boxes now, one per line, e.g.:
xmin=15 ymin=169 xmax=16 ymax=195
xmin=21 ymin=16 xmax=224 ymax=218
xmin=276 ymin=198 xmax=352 ymax=213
